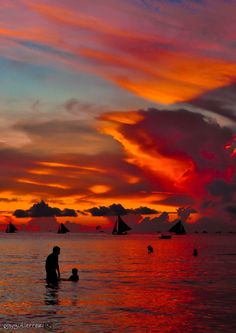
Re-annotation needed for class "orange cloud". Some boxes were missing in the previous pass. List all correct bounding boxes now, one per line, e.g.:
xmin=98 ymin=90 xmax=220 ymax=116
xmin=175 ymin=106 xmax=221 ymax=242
xmin=100 ymin=108 xmax=235 ymax=202
xmin=38 ymin=161 xmax=104 ymax=173
xmin=101 ymin=121 xmax=194 ymax=190
xmin=80 ymin=48 xmax=236 ymax=104
xmin=17 ymin=178 xmax=70 ymax=190
xmin=89 ymin=185 xmax=111 ymax=194
xmin=1 ymin=0 xmax=236 ymax=225
xmin=29 ymin=168 xmax=53 ymax=175
xmin=1 ymin=0 xmax=236 ymax=104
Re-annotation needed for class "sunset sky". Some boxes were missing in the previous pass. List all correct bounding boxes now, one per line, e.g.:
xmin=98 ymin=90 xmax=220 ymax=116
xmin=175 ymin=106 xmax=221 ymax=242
xmin=0 ymin=0 xmax=236 ymax=229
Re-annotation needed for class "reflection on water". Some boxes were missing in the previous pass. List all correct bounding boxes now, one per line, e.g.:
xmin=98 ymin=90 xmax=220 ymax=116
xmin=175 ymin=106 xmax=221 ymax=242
xmin=45 ymin=285 xmax=59 ymax=306
xmin=0 ymin=233 xmax=236 ymax=332
xmin=71 ymin=293 xmax=78 ymax=307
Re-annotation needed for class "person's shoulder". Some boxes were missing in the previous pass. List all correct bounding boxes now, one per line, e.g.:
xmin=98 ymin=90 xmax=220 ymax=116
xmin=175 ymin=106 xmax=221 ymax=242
xmin=69 ymin=275 xmax=79 ymax=281
xmin=46 ymin=253 xmax=57 ymax=262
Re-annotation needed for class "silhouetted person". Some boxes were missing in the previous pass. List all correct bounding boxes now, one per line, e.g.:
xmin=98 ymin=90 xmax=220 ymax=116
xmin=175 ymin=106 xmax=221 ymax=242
xmin=69 ymin=268 xmax=79 ymax=282
xmin=45 ymin=246 xmax=61 ymax=284
xmin=147 ymin=245 xmax=154 ymax=254
xmin=193 ymin=248 xmax=198 ymax=256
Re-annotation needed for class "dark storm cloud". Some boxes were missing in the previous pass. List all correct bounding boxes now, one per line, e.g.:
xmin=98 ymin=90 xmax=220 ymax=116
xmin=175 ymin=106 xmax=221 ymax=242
xmin=107 ymin=108 xmax=234 ymax=176
xmin=226 ymin=206 xmax=236 ymax=217
xmin=188 ymin=82 xmax=236 ymax=122
xmin=59 ymin=208 xmax=77 ymax=217
xmin=201 ymin=200 xmax=217 ymax=209
xmin=85 ymin=206 xmax=112 ymax=216
xmin=85 ymin=203 xmax=158 ymax=216
xmin=77 ymin=210 xmax=89 ymax=216
xmin=205 ymin=178 xmax=236 ymax=221
xmin=13 ymin=209 xmax=29 ymax=218
xmin=132 ymin=206 xmax=158 ymax=215
xmin=192 ymin=215 xmax=236 ymax=233
xmin=155 ymin=194 xmax=195 ymax=206
xmin=103 ymin=106 xmax=236 ymax=226
xmin=14 ymin=119 xmax=120 ymax=155
xmin=177 ymin=207 xmax=197 ymax=222
xmin=13 ymin=200 xmax=77 ymax=218
xmin=1 ymin=98 xmax=236 ymax=230
xmin=207 ymin=179 xmax=236 ymax=202
xmin=134 ymin=212 xmax=169 ymax=233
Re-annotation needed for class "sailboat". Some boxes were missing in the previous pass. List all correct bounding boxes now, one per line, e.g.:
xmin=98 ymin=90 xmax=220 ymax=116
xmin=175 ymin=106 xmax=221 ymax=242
xmin=112 ymin=215 xmax=132 ymax=235
xmin=5 ymin=222 xmax=18 ymax=233
xmin=57 ymin=223 xmax=69 ymax=234
xmin=169 ymin=220 xmax=186 ymax=235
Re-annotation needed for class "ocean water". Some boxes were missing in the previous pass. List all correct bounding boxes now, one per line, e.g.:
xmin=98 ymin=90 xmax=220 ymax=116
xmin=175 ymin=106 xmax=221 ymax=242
xmin=0 ymin=233 xmax=236 ymax=333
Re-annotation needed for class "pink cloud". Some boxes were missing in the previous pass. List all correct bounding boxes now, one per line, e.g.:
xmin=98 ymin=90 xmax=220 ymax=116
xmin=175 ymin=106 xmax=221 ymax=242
xmin=0 ymin=0 xmax=235 ymax=103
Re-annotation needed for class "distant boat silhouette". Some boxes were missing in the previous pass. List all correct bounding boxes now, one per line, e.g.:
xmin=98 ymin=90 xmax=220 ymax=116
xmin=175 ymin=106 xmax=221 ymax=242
xmin=5 ymin=222 xmax=18 ymax=233
xmin=159 ymin=233 xmax=172 ymax=239
xmin=57 ymin=223 xmax=69 ymax=234
xmin=112 ymin=216 xmax=131 ymax=235
xmin=169 ymin=220 xmax=186 ymax=235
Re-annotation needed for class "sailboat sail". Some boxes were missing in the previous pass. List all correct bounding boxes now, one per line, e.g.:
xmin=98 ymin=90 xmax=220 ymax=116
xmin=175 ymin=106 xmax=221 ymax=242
xmin=117 ymin=216 xmax=132 ymax=233
xmin=112 ymin=216 xmax=132 ymax=235
xmin=5 ymin=222 xmax=18 ymax=233
xmin=112 ymin=222 xmax=118 ymax=234
xmin=169 ymin=220 xmax=186 ymax=235
xmin=57 ymin=223 xmax=69 ymax=234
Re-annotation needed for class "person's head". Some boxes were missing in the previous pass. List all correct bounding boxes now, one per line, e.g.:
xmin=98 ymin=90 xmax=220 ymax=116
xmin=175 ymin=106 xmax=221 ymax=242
xmin=72 ymin=268 xmax=78 ymax=275
xmin=53 ymin=246 xmax=61 ymax=255
xmin=147 ymin=245 xmax=153 ymax=252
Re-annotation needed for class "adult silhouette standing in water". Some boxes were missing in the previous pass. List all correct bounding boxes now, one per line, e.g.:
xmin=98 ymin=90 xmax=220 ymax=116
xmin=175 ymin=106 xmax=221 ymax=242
xmin=45 ymin=246 xmax=61 ymax=284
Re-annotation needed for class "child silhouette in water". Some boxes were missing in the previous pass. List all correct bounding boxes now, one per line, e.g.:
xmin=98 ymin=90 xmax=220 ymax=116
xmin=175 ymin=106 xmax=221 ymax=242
xmin=69 ymin=268 xmax=79 ymax=282
xmin=147 ymin=245 xmax=154 ymax=254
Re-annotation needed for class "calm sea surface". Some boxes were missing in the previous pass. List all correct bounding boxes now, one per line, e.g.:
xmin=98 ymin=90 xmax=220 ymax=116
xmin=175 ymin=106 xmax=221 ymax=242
xmin=0 ymin=233 xmax=236 ymax=333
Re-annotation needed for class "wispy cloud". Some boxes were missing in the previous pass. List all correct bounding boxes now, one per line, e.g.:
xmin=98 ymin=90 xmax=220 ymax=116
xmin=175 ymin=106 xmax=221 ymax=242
xmin=1 ymin=0 xmax=235 ymax=103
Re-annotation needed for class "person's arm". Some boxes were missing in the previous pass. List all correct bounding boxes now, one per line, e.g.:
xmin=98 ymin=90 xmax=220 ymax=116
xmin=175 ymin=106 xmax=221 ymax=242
xmin=45 ymin=256 xmax=49 ymax=272
xmin=57 ymin=264 xmax=60 ymax=278
xmin=55 ymin=255 xmax=60 ymax=278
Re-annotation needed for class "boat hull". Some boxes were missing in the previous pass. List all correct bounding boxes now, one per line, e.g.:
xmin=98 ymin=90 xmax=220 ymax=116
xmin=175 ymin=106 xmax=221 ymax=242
xmin=159 ymin=235 xmax=172 ymax=239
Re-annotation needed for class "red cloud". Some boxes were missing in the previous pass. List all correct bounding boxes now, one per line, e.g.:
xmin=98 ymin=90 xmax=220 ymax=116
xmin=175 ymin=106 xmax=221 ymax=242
xmin=101 ymin=108 xmax=236 ymax=223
